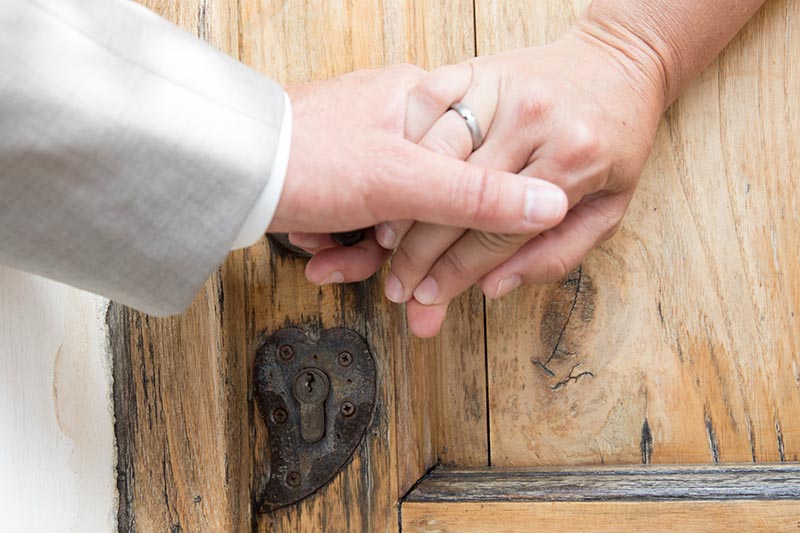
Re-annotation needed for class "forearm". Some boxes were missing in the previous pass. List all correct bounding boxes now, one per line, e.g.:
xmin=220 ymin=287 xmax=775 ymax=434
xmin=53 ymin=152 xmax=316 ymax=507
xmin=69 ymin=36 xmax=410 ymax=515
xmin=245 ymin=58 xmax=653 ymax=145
xmin=573 ymin=0 xmax=765 ymax=110
xmin=0 ymin=0 xmax=287 ymax=315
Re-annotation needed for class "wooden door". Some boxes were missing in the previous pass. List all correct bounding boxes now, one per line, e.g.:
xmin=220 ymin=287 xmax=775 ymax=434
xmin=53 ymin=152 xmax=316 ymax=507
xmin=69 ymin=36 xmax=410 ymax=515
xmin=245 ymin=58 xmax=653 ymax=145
xmin=111 ymin=0 xmax=800 ymax=532
xmin=480 ymin=0 xmax=800 ymax=468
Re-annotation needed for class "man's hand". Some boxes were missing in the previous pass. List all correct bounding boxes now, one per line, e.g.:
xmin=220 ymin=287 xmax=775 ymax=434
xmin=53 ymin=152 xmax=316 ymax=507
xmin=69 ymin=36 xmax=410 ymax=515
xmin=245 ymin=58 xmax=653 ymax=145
xmin=268 ymin=65 xmax=568 ymax=277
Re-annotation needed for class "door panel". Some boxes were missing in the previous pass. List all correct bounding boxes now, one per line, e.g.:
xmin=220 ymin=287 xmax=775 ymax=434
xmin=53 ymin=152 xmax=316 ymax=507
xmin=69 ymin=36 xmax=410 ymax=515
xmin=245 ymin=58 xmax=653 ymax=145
xmin=482 ymin=0 xmax=800 ymax=466
xmin=111 ymin=1 xmax=483 ymax=531
xmin=109 ymin=0 xmax=800 ymax=531
xmin=402 ymin=464 xmax=800 ymax=533
xmin=403 ymin=501 xmax=800 ymax=533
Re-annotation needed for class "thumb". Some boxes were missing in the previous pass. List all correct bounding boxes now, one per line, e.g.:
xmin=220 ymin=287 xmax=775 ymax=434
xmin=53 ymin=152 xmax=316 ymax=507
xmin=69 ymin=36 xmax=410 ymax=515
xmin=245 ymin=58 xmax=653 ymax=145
xmin=379 ymin=143 xmax=568 ymax=235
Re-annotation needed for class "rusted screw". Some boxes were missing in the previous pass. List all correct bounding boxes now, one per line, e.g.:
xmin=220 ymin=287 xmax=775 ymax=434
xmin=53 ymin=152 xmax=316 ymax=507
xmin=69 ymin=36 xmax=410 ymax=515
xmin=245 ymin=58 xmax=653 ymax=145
xmin=272 ymin=408 xmax=288 ymax=424
xmin=340 ymin=401 xmax=355 ymax=417
xmin=278 ymin=344 xmax=294 ymax=361
xmin=286 ymin=471 xmax=301 ymax=487
xmin=338 ymin=351 xmax=353 ymax=367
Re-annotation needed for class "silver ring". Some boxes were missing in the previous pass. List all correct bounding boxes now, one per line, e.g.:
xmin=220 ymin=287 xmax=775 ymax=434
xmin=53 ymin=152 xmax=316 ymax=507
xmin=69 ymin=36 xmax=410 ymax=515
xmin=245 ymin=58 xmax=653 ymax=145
xmin=449 ymin=102 xmax=484 ymax=151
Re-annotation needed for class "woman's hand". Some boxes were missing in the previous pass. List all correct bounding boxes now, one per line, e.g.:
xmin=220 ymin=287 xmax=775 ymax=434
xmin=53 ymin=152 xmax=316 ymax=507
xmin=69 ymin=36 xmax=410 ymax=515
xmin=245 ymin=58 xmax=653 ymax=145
xmin=302 ymin=28 xmax=665 ymax=336
xmin=382 ymin=29 xmax=666 ymax=336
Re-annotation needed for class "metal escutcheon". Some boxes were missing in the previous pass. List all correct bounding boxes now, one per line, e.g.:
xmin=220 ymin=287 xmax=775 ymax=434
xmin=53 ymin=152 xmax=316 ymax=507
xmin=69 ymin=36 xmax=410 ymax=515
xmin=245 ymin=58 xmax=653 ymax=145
xmin=253 ymin=326 xmax=376 ymax=512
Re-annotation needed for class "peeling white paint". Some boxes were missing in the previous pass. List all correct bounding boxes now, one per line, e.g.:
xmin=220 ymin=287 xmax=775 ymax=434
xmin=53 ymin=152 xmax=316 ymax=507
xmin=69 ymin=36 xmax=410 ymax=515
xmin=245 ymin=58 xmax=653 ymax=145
xmin=0 ymin=268 xmax=115 ymax=533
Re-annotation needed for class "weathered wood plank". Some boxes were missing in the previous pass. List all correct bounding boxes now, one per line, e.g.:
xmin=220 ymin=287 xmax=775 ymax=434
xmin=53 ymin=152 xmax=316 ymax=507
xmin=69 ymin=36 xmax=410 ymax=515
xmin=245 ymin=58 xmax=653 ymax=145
xmin=403 ymin=465 xmax=800 ymax=532
xmin=481 ymin=0 xmax=800 ymax=466
xmin=432 ymin=289 xmax=490 ymax=467
xmin=112 ymin=1 xmax=479 ymax=531
xmin=401 ymin=0 xmax=491 ymax=468
xmin=405 ymin=464 xmax=800 ymax=502
xmin=238 ymin=0 xmax=478 ymax=528
xmin=110 ymin=4 xmax=250 ymax=531
xmin=402 ymin=501 xmax=800 ymax=532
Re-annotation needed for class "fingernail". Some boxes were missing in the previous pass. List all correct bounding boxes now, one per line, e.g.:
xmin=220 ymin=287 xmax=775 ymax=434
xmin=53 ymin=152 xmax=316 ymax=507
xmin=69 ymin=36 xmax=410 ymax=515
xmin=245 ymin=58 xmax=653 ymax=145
xmin=289 ymin=232 xmax=319 ymax=249
xmin=376 ymin=223 xmax=398 ymax=249
xmin=492 ymin=275 xmax=522 ymax=299
xmin=526 ymin=185 xmax=566 ymax=224
xmin=384 ymin=273 xmax=405 ymax=303
xmin=413 ymin=276 xmax=439 ymax=305
xmin=319 ymin=271 xmax=344 ymax=285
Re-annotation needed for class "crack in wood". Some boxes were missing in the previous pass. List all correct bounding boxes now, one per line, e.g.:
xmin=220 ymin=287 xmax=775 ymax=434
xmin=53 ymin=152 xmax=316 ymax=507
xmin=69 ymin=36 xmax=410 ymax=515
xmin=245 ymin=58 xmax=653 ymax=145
xmin=776 ymin=419 xmax=786 ymax=462
xmin=705 ymin=412 xmax=721 ymax=464
xmin=550 ymin=363 xmax=595 ymax=391
xmin=535 ymin=267 xmax=583 ymax=376
xmin=747 ymin=415 xmax=757 ymax=463
xmin=641 ymin=419 xmax=654 ymax=464
xmin=533 ymin=267 xmax=597 ymax=391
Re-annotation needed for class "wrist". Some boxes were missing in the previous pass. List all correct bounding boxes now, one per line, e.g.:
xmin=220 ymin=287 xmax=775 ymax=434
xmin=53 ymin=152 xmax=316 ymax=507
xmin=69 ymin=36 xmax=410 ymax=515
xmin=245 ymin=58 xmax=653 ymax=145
xmin=567 ymin=8 xmax=678 ymax=114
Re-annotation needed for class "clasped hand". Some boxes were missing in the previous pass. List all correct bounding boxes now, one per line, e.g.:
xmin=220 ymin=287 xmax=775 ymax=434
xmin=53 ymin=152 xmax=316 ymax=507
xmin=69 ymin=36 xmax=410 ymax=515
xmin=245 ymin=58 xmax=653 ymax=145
xmin=273 ymin=30 xmax=665 ymax=338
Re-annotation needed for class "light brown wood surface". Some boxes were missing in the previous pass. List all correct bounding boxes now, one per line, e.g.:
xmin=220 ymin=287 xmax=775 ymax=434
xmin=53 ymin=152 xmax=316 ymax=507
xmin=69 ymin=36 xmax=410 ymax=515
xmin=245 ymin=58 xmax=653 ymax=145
xmin=402 ymin=464 xmax=800 ymax=532
xmin=402 ymin=501 xmax=800 ymax=532
xmin=481 ymin=0 xmax=800 ymax=467
xmin=112 ymin=1 xmax=481 ymax=531
xmin=111 ymin=0 xmax=800 ymax=531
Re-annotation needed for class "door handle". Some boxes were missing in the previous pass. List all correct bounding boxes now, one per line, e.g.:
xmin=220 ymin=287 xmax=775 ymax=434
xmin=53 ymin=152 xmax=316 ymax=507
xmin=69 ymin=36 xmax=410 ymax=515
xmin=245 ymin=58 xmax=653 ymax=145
xmin=268 ymin=230 xmax=366 ymax=258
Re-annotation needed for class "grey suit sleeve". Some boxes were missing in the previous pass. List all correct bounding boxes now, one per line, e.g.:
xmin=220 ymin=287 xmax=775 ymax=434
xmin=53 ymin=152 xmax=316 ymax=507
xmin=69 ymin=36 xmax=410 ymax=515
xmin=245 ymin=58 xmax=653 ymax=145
xmin=0 ymin=0 xmax=286 ymax=315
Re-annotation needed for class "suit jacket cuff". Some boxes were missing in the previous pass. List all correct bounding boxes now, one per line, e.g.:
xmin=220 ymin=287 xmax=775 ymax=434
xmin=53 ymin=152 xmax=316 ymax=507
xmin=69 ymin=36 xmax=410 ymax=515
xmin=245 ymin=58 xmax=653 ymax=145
xmin=231 ymin=93 xmax=292 ymax=249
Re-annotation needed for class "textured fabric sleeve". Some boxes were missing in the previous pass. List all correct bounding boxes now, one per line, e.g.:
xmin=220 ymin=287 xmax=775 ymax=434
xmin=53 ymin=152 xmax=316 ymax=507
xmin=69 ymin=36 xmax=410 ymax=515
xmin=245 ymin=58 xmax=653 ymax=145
xmin=231 ymin=93 xmax=292 ymax=249
xmin=0 ymin=0 xmax=287 ymax=315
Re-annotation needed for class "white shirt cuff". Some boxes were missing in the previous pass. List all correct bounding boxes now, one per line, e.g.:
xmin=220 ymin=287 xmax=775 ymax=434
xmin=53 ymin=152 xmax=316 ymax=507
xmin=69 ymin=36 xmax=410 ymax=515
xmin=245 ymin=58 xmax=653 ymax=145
xmin=230 ymin=92 xmax=292 ymax=249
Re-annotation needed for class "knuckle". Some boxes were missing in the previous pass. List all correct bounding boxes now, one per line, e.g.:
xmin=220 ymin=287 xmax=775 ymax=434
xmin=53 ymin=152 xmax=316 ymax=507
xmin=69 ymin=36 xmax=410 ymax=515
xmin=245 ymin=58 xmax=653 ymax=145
xmin=472 ymin=231 xmax=525 ymax=255
xmin=413 ymin=75 xmax=453 ymax=109
xmin=541 ymin=254 xmax=572 ymax=284
xmin=392 ymin=221 xmax=416 ymax=243
xmin=438 ymin=249 xmax=474 ymax=282
xmin=457 ymin=166 xmax=499 ymax=226
xmin=580 ymin=196 xmax=627 ymax=243
xmin=557 ymin=121 xmax=601 ymax=170
xmin=390 ymin=63 xmax=427 ymax=88
xmin=516 ymin=91 xmax=551 ymax=122
xmin=389 ymin=244 xmax=415 ymax=277
xmin=598 ymin=217 xmax=623 ymax=243
xmin=422 ymin=132 xmax=467 ymax=158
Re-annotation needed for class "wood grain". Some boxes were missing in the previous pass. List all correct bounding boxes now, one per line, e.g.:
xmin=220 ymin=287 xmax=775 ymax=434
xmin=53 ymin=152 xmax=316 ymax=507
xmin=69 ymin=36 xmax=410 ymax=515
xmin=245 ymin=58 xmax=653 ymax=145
xmin=405 ymin=464 xmax=800 ymax=502
xmin=480 ymin=0 xmax=800 ymax=466
xmin=110 ymin=0 xmax=800 ymax=530
xmin=112 ymin=1 xmax=479 ymax=531
xmin=403 ymin=1 xmax=491 ymax=469
xmin=402 ymin=501 xmax=800 ymax=533
xmin=110 ymin=4 xmax=250 ymax=531
xmin=432 ymin=289 xmax=490 ymax=466
xmin=237 ymin=0 xmax=482 ymax=525
xmin=403 ymin=464 xmax=800 ymax=532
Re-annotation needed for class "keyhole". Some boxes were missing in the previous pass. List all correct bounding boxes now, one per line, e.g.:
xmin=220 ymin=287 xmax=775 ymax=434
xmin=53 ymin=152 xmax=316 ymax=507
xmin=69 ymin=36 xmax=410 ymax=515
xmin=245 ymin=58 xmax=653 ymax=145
xmin=304 ymin=372 xmax=315 ymax=394
xmin=291 ymin=368 xmax=331 ymax=444
xmin=293 ymin=368 xmax=329 ymax=405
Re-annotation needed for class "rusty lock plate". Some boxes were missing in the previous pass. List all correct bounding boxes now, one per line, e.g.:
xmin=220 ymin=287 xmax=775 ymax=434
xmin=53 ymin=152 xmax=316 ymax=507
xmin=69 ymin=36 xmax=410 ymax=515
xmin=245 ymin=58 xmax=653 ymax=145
xmin=253 ymin=326 xmax=376 ymax=512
